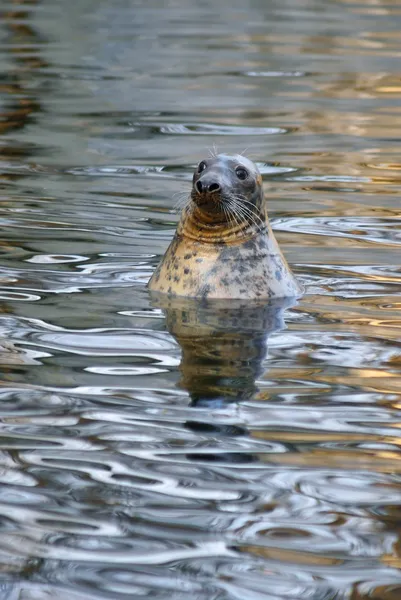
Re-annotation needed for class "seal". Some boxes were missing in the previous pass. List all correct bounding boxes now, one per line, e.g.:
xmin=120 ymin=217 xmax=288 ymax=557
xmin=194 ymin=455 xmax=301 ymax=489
xmin=148 ymin=154 xmax=301 ymax=299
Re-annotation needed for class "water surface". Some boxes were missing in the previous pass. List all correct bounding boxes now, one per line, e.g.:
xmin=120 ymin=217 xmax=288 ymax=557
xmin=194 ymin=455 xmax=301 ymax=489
xmin=1 ymin=0 xmax=401 ymax=598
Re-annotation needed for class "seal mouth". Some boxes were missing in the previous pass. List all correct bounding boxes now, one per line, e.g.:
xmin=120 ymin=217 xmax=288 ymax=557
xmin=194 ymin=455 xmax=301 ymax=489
xmin=190 ymin=188 xmax=224 ymax=215
xmin=191 ymin=171 xmax=225 ymax=214
xmin=190 ymin=189 xmax=266 ymax=233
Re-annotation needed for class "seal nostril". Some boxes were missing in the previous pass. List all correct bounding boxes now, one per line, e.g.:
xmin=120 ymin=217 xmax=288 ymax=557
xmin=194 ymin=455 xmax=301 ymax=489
xmin=208 ymin=183 xmax=220 ymax=193
xmin=196 ymin=181 xmax=203 ymax=193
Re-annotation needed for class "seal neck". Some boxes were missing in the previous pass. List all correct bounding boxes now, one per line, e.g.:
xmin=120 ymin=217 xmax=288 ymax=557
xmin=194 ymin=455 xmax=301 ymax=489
xmin=177 ymin=204 xmax=268 ymax=244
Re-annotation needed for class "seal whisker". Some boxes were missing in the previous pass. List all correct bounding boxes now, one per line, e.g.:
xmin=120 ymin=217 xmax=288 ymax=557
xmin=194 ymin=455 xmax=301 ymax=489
xmin=229 ymin=203 xmax=242 ymax=232
xmin=172 ymin=190 xmax=187 ymax=199
xmin=231 ymin=205 xmax=246 ymax=232
xmin=224 ymin=195 xmax=244 ymax=219
xmin=224 ymin=202 xmax=241 ymax=231
xmin=225 ymin=192 xmax=259 ymax=211
xmin=237 ymin=203 xmax=265 ymax=228
xmin=225 ymin=200 xmax=252 ymax=231
xmin=227 ymin=200 xmax=265 ymax=232
xmin=229 ymin=195 xmax=264 ymax=220
xmin=222 ymin=202 xmax=235 ymax=232
xmin=207 ymin=144 xmax=218 ymax=159
xmin=221 ymin=197 xmax=237 ymax=231
xmin=230 ymin=195 xmax=262 ymax=213
xmin=172 ymin=191 xmax=190 ymax=212
xmin=238 ymin=205 xmax=265 ymax=231
xmin=225 ymin=192 xmax=265 ymax=231
xmin=224 ymin=194 xmax=252 ymax=224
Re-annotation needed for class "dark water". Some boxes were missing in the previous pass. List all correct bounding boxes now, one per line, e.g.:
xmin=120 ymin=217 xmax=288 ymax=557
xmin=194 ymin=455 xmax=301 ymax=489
xmin=1 ymin=0 xmax=401 ymax=598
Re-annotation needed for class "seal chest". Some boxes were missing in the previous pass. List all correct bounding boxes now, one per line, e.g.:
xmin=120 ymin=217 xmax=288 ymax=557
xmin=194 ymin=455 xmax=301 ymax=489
xmin=148 ymin=154 xmax=301 ymax=300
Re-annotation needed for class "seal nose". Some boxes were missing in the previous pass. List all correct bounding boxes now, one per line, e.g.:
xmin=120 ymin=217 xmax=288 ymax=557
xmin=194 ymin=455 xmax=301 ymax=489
xmin=196 ymin=179 xmax=221 ymax=194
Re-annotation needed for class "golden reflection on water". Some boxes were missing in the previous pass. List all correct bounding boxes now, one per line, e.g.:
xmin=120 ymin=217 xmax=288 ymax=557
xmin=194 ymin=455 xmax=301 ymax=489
xmin=259 ymin=449 xmax=401 ymax=473
xmin=239 ymin=543 xmax=344 ymax=568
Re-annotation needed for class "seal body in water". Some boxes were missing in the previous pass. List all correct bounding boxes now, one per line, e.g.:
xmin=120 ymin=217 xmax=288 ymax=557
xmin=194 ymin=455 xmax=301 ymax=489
xmin=148 ymin=154 xmax=301 ymax=299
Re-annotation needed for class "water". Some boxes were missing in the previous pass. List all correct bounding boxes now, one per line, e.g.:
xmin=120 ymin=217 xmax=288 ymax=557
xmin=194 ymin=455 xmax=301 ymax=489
xmin=1 ymin=0 xmax=401 ymax=598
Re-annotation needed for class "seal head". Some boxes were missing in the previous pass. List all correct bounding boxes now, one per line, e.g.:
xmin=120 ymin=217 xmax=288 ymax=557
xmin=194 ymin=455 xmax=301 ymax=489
xmin=148 ymin=154 xmax=301 ymax=300
xmin=183 ymin=154 xmax=265 ymax=243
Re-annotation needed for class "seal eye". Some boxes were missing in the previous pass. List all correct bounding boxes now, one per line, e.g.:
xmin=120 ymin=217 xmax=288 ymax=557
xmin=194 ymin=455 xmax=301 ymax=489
xmin=198 ymin=161 xmax=207 ymax=173
xmin=235 ymin=167 xmax=248 ymax=180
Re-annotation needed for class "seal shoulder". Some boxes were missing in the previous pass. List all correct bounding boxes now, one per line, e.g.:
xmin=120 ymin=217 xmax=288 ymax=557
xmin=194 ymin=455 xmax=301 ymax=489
xmin=148 ymin=229 xmax=300 ymax=299
xmin=201 ymin=229 xmax=300 ymax=299
xmin=148 ymin=234 xmax=215 ymax=297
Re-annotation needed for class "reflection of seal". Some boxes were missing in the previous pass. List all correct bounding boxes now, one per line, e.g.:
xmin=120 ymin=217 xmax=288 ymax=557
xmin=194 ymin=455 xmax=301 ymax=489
xmin=152 ymin=293 xmax=294 ymax=406
xmin=148 ymin=154 xmax=301 ymax=299
xmin=151 ymin=293 xmax=296 ymax=464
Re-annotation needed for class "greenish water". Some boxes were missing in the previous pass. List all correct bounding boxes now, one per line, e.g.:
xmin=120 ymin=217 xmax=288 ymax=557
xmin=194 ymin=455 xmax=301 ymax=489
xmin=1 ymin=0 xmax=401 ymax=598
